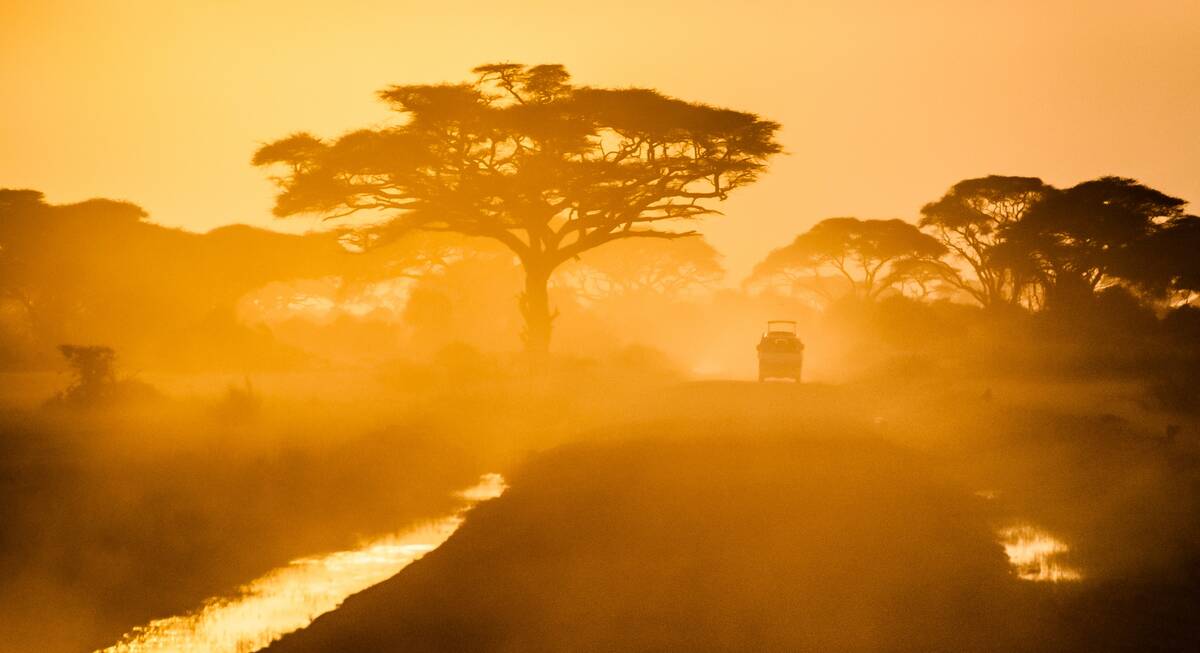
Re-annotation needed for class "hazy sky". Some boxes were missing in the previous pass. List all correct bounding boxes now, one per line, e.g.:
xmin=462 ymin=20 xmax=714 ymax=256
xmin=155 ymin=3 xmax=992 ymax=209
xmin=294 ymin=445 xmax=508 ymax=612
xmin=2 ymin=0 xmax=1198 ymax=278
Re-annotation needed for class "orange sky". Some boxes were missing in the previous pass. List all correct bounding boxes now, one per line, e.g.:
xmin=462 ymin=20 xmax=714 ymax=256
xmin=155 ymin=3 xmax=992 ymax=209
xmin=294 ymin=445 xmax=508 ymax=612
xmin=2 ymin=0 xmax=1198 ymax=279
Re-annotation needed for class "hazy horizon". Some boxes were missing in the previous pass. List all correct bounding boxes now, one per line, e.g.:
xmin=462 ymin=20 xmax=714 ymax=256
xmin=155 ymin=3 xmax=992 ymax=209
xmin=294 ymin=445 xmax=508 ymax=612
xmin=3 ymin=0 xmax=1197 ymax=279
xmin=3 ymin=4 xmax=1200 ymax=651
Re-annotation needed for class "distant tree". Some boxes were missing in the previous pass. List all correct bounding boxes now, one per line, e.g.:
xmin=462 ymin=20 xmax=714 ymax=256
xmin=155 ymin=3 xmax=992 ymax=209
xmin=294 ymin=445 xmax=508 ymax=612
xmin=885 ymin=256 xmax=957 ymax=301
xmin=52 ymin=344 xmax=161 ymax=407
xmin=0 ymin=190 xmax=153 ymax=349
xmin=918 ymin=176 xmax=1050 ymax=307
xmin=1010 ymin=177 xmax=1188 ymax=306
xmin=555 ymin=236 xmax=723 ymax=305
xmin=0 ymin=191 xmax=43 ymax=320
xmin=0 ymin=189 xmax=413 ymax=368
xmin=57 ymin=344 xmax=117 ymax=404
xmin=748 ymin=218 xmax=946 ymax=303
xmin=253 ymin=62 xmax=781 ymax=355
xmin=401 ymin=248 xmax=525 ymax=352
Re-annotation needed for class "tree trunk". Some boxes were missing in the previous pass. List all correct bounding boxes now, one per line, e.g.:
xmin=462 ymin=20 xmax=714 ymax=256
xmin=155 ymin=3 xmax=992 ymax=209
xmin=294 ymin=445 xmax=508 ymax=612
xmin=520 ymin=265 xmax=554 ymax=358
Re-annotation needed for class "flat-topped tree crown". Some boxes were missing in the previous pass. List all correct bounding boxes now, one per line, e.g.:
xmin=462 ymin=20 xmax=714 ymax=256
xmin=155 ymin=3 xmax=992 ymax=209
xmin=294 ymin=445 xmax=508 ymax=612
xmin=749 ymin=218 xmax=946 ymax=303
xmin=254 ymin=62 xmax=781 ymax=354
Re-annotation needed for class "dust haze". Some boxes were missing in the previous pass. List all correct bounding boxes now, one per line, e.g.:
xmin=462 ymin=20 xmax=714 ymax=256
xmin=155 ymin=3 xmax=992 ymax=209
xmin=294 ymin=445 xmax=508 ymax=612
xmin=2 ymin=41 xmax=1199 ymax=653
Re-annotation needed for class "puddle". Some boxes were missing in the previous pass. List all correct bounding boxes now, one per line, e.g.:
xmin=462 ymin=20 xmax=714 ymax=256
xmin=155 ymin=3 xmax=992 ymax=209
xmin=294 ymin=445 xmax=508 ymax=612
xmin=998 ymin=524 xmax=1082 ymax=582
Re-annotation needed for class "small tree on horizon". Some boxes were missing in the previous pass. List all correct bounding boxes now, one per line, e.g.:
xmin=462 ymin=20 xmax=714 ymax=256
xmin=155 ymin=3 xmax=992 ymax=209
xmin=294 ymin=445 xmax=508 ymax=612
xmin=57 ymin=344 xmax=116 ymax=405
xmin=253 ymin=63 xmax=781 ymax=356
xmin=748 ymin=218 xmax=946 ymax=305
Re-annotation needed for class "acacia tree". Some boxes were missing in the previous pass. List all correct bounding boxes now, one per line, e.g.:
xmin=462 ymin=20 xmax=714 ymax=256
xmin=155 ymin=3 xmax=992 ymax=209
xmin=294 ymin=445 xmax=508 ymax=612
xmin=1010 ymin=177 xmax=1188 ymax=306
xmin=748 ymin=217 xmax=945 ymax=303
xmin=918 ymin=176 xmax=1049 ymax=307
xmin=253 ymin=63 xmax=780 ymax=354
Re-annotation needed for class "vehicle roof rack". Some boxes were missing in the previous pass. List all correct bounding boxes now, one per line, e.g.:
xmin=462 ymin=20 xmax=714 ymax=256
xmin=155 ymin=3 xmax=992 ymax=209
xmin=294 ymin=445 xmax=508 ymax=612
xmin=766 ymin=320 xmax=797 ymax=334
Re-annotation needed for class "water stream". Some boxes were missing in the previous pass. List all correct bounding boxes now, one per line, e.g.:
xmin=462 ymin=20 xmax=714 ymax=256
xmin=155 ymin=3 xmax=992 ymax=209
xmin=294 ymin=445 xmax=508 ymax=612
xmin=96 ymin=473 xmax=506 ymax=653
xmin=95 ymin=476 xmax=1079 ymax=652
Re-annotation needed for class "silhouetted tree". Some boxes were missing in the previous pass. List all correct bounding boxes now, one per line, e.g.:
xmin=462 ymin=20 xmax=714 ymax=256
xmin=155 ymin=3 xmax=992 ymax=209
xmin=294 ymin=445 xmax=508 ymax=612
xmin=0 ymin=189 xmax=446 ymax=368
xmin=57 ymin=344 xmax=117 ymax=404
xmin=1010 ymin=177 xmax=1188 ymax=306
xmin=1113 ymin=214 xmax=1200 ymax=307
xmin=252 ymin=63 xmax=781 ymax=355
xmin=0 ymin=190 xmax=154 ymax=352
xmin=919 ymin=176 xmax=1050 ymax=307
xmin=555 ymin=236 xmax=723 ymax=304
xmin=749 ymin=218 xmax=946 ymax=303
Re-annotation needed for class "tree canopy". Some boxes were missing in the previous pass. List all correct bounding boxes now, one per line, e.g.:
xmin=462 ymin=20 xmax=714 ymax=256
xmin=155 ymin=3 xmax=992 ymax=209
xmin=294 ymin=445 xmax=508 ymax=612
xmin=915 ymin=175 xmax=1199 ymax=310
xmin=1010 ymin=177 xmax=1189 ymax=305
xmin=749 ymin=217 xmax=946 ymax=303
xmin=253 ymin=62 xmax=781 ymax=353
xmin=919 ymin=176 xmax=1049 ymax=306
xmin=0 ymin=189 xmax=434 ymax=368
xmin=1123 ymin=215 xmax=1200 ymax=305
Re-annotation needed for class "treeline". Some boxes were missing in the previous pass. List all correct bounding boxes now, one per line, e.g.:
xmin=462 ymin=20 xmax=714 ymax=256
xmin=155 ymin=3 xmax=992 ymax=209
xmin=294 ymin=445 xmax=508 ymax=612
xmin=0 ymin=189 xmax=719 ymax=371
xmin=743 ymin=175 xmax=1199 ymax=407
xmin=0 ymin=189 xmax=454 ymax=369
xmin=2 ymin=176 xmax=1198 ymax=410
xmin=749 ymin=175 xmax=1199 ymax=312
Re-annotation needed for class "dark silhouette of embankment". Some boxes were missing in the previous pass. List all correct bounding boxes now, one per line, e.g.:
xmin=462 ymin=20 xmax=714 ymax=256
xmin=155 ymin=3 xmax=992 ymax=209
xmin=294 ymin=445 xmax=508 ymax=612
xmin=266 ymin=436 xmax=1045 ymax=653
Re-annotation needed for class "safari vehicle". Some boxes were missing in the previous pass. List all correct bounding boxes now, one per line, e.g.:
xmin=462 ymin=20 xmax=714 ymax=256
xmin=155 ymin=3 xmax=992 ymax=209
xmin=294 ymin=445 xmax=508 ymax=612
xmin=757 ymin=320 xmax=804 ymax=382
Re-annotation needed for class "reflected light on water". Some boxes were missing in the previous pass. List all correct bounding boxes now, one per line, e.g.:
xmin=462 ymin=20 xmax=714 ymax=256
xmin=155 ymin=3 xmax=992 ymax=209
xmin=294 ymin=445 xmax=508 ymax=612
xmin=97 ymin=473 xmax=506 ymax=653
xmin=999 ymin=525 xmax=1082 ymax=582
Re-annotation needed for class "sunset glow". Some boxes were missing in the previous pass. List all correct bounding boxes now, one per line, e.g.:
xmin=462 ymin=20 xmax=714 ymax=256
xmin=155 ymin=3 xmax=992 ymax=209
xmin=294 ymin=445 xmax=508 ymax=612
xmin=3 ymin=1 xmax=1197 ymax=279
xmin=3 ymin=2 xmax=1198 ymax=651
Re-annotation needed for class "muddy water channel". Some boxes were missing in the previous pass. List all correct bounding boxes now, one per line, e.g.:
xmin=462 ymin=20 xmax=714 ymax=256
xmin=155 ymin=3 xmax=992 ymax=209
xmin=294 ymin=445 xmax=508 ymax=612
xmin=96 ymin=474 xmax=506 ymax=653
xmin=94 ymin=475 xmax=1081 ymax=653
